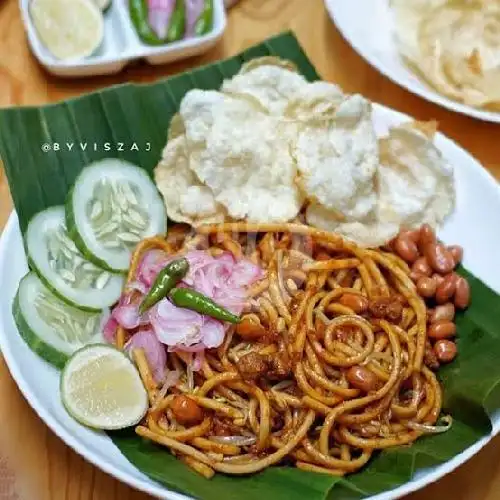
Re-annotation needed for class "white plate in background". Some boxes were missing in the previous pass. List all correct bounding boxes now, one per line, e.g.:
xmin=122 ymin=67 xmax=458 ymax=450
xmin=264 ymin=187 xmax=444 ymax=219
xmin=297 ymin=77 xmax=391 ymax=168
xmin=324 ymin=0 xmax=500 ymax=124
xmin=19 ymin=0 xmax=226 ymax=78
xmin=0 ymin=102 xmax=500 ymax=499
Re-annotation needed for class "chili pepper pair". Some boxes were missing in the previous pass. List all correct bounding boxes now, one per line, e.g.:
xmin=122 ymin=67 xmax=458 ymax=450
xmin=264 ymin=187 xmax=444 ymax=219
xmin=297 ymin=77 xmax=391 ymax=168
xmin=129 ymin=0 xmax=214 ymax=46
xmin=138 ymin=257 xmax=240 ymax=324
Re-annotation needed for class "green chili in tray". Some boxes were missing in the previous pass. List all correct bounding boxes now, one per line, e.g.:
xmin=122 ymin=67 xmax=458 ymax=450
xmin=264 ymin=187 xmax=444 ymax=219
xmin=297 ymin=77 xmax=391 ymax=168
xmin=129 ymin=0 xmax=185 ymax=46
xmin=139 ymin=258 xmax=189 ymax=314
xmin=169 ymin=287 xmax=241 ymax=324
xmin=194 ymin=0 xmax=214 ymax=36
xmin=167 ymin=0 xmax=186 ymax=42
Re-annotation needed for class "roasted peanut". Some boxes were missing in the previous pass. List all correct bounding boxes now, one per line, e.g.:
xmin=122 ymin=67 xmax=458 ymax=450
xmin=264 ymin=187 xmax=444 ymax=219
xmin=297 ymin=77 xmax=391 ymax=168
xmin=429 ymin=303 xmax=455 ymax=323
xmin=410 ymin=271 xmax=425 ymax=283
xmin=435 ymin=273 xmax=458 ymax=304
xmin=432 ymin=273 xmax=445 ymax=286
xmin=428 ymin=320 xmax=456 ymax=340
xmin=399 ymin=229 xmax=421 ymax=244
xmin=419 ymin=224 xmax=436 ymax=252
xmin=447 ymin=245 xmax=463 ymax=266
xmin=339 ymin=293 xmax=369 ymax=314
xmin=434 ymin=340 xmax=457 ymax=363
xmin=416 ymin=276 xmax=437 ymax=298
xmin=346 ymin=366 xmax=378 ymax=392
xmin=454 ymin=276 xmax=471 ymax=309
xmin=424 ymin=243 xmax=455 ymax=274
xmin=394 ymin=235 xmax=419 ymax=263
xmin=412 ymin=257 xmax=432 ymax=277
xmin=171 ymin=395 xmax=204 ymax=426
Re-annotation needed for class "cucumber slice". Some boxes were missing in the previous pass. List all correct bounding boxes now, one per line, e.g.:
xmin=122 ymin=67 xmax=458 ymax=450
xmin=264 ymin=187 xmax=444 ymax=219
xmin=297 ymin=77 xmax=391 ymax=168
xmin=66 ymin=159 xmax=167 ymax=273
xmin=26 ymin=206 xmax=124 ymax=311
xmin=13 ymin=273 xmax=108 ymax=370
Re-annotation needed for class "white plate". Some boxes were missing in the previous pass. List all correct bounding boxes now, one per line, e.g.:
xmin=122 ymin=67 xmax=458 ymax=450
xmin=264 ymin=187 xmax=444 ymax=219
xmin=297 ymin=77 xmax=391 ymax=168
xmin=1 ymin=103 xmax=500 ymax=499
xmin=324 ymin=0 xmax=500 ymax=124
xmin=20 ymin=0 xmax=227 ymax=77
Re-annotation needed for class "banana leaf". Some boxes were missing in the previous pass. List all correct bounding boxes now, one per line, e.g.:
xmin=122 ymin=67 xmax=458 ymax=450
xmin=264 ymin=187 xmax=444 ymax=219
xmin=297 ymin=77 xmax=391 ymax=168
xmin=0 ymin=31 xmax=499 ymax=500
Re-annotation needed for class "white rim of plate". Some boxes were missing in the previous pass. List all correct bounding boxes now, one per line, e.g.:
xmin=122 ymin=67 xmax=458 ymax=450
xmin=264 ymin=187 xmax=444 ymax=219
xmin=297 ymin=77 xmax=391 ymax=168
xmin=0 ymin=212 xmax=189 ymax=500
xmin=324 ymin=0 xmax=500 ymax=124
xmin=0 ymin=103 xmax=499 ymax=499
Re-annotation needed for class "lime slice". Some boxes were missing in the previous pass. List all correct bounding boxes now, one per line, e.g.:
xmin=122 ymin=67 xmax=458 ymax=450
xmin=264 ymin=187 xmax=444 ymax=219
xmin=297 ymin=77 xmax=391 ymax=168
xmin=61 ymin=344 xmax=148 ymax=430
xmin=30 ymin=0 xmax=104 ymax=61
xmin=92 ymin=0 xmax=111 ymax=12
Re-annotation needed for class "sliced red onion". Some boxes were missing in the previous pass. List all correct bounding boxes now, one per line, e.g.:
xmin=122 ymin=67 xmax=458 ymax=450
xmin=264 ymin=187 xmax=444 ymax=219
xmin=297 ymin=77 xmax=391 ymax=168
xmin=112 ymin=303 xmax=141 ymax=330
xmin=185 ymin=0 xmax=205 ymax=37
xmin=201 ymin=319 xmax=225 ymax=349
xmin=169 ymin=343 xmax=207 ymax=353
xmin=210 ymin=435 xmax=257 ymax=446
xmin=147 ymin=0 xmax=176 ymax=39
xmin=102 ymin=315 xmax=118 ymax=343
xmin=125 ymin=329 xmax=167 ymax=382
xmin=193 ymin=351 xmax=205 ymax=371
xmin=126 ymin=280 xmax=148 ymax=295
xmin=112 ymin=248 xmax=265 ymax=354
xmin=136 ymin=249 xmax=170 ymax=288
xmin=229 ymin=259 xmax=265 ymax=288
xmin=151 ymin=298 xmax=204 ymax=347
xmin=157 ymin=369 xmax=181 ymax=399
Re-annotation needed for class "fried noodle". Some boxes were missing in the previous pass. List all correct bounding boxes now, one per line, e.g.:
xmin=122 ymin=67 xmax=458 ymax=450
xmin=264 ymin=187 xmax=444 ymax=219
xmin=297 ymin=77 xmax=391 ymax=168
xmin=116 ymin=223 xmax=445 ymax=479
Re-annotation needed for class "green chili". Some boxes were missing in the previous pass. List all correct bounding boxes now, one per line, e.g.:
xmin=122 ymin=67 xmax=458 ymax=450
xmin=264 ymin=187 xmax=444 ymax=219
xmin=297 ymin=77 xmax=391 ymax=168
xmin=194 ymin=0 xmax=214 ymax=36
xmin=138 ymin=258 xmax=189 ymax=314
xmin=129 ymin=0 xmax=185 ymax=46
xmin=167 ymin=0 xmax=186 ymax=42
xmin=169 ymin=287 xmax=241 ymax=324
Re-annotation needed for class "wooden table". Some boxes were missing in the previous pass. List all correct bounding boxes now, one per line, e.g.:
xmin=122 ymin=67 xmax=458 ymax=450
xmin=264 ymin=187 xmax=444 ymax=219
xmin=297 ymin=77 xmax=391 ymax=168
xmin=0 ymin=0 xmax=499 ymax=498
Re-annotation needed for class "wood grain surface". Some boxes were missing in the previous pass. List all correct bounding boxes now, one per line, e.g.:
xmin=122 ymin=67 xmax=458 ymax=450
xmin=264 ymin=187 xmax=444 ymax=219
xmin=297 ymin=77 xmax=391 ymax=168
xmin=0 ymin=0 xmax=499 ymax=499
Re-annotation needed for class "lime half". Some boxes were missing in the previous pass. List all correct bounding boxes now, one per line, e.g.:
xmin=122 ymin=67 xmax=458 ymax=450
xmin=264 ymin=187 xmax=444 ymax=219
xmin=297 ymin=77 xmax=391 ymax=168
xmin=30 ymin=0 xmax=104 ymax=61
xmin=61 ymin=344 xmax=148 ymax=430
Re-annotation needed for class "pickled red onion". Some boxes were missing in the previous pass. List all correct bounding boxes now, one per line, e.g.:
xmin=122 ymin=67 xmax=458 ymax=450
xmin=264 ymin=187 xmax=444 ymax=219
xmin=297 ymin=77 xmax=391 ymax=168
xmin=147 ymin=0 xmax=176 ymax=39
xmin=108 ymin=247 xmax=264 ymax=360
xmin=125 ymin=329 xmax=167 ymax=382
xmin=185 ymin=0 xmax=205 ymax=37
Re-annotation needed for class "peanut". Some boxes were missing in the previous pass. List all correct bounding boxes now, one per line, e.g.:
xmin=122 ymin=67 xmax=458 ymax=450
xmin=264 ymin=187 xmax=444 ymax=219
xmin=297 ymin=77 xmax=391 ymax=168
xmin=435 ymin=273 xmax=458 ymax=304
xmin=429 ymin=303 xmax=455 ymax=323
xmin=434 ymin=340 xmax=457 ymax=363
xmin=419 ymin=224 xmax=436 ymax=252
xmin=394 ymin=235 xmax=419 ymax=263
xmin=339 ymin=293 xmax=369 ymax=314
xmin=432 ymin=273 xmax=445 ymax=286
xmin=424 ymin=243 xmax=455 ymax=274
xmin=399 ymin=229 xmax=421 ymax=244
xmin=346 ymin=366 xmax=378 ymax=393
xmin=448 ymin=245 xmax=463 ymax=266
xmin=416 ymin=276 xmax=437 ymax=298
xmin=428 ymin=320 xmax=456 ymax=340
xmin=412 ymin=257 xmax=432 ymax=277
xmin=454 ymin=276 xmax=471 ymax=309
xmin=171 ymin=396 xmax=204 ymax=426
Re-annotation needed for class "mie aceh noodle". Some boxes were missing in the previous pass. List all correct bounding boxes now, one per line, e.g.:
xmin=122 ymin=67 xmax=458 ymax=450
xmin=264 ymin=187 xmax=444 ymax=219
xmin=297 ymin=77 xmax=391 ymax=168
xmin=114 ymin=222 xmax=446 ymax=479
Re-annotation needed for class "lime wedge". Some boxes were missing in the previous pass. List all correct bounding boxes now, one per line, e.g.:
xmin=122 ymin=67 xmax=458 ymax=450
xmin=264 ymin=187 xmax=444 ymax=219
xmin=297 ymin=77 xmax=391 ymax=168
xmin=30 ymin=0 xmax=104 ymax=61
xmin=92 ymin=0 xmax=111 ymax=12
xmin=61 ymin=344 xmax=148 ymax=430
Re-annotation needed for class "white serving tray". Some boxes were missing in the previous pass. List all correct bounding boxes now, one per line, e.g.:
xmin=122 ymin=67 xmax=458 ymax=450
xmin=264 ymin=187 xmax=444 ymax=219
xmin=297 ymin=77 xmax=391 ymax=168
xmin=19 ymin=0 xmax=227 ymax=78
